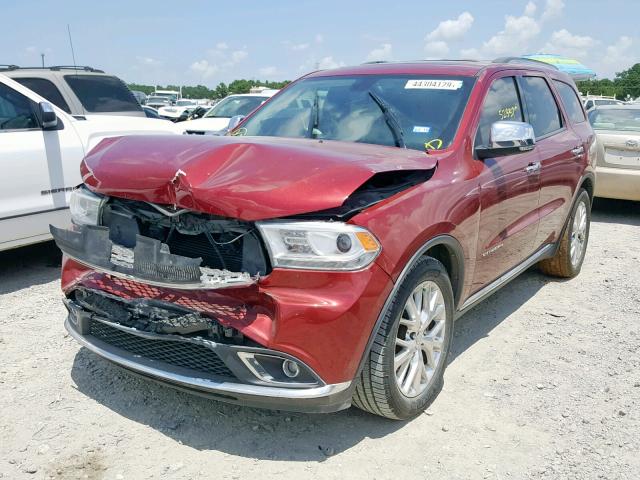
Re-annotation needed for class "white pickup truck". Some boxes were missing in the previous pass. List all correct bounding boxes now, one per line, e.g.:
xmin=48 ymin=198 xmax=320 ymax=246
xmin=0 ymin=74 xmax=183 ymax=252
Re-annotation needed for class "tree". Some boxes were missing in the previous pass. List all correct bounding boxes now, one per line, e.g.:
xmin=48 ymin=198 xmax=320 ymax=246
xmin=615 ymin=63 xmax=640 ymax=99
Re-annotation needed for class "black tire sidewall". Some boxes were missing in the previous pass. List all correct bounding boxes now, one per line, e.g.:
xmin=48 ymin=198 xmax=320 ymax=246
xmin=383 ymin=257 xmax=454 ymax=419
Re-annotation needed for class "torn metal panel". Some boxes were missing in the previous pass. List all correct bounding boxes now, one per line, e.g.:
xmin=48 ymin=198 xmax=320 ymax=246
xmin=50 ymin=224 xmax=256 ymax=290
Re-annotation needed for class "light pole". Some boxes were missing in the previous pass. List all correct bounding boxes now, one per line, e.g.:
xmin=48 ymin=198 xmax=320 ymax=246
xmin=41 ymin=53 xmax=45 ymax=67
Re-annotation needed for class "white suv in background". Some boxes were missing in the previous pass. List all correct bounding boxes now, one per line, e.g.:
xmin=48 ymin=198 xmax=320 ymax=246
xmin=0 ymin=74 xmax=183 ymax=252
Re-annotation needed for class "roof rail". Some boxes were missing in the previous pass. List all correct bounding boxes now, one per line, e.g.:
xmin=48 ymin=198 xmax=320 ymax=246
xmin=49 ymin=65 xmax=104 ymax=72
xmin=492 ymin=56 xmax=559 ymax=70
xmin=0 ymin=65 xmax=105 ymax=73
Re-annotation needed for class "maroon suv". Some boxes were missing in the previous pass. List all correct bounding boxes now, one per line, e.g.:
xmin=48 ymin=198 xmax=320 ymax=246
xmin=52 ymin=59 xmax=595 ymax=419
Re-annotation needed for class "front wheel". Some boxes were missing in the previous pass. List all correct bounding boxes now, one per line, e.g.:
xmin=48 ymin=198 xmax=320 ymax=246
xmin=539 ymin=189 xmax=591 ymax=278
xmin=352 ymin=257 xmax=454 ymax=420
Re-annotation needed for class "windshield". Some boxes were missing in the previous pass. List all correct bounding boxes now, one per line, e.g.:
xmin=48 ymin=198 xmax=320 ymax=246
xmin=205 ymin=96 xmax=268 ymax=118
xmin=176 ymin=100 xmax=196 ymax=106
xmin=154 ymin=92 xmax=179 ymax=101
xmin=64 ymin=75 xmax=141 ymax=113
xmin=589 ymin=108 xmax=640 ymax=131
xmin=147 ymin=97 xmax=169 ymax=103
xmin=237 ymin=75 xmax=475 ymax=151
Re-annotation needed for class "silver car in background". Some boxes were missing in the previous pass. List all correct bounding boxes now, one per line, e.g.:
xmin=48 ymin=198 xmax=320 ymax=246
xmin=589 ymin=105 xmax=640 ymax=201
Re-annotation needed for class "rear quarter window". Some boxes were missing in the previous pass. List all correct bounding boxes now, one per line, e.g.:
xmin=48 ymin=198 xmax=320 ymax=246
xmin=519 ymin=76 xmax=562 ymax=138
xmin=553 ymin=80 xmax=586 ymax=124
xmin=14 ymin=77 xmax=72 ymax=114
xmin=64 ymin=75 xmax=141 ymax=113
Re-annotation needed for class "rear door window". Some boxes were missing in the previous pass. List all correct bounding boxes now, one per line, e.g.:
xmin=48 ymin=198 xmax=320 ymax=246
xmin=14 ymin=78 xmax=71 ymax=114
xmin=519 ymin=76 xmax=562 ymax=138
xmin=64 ymin=75 xmax=141 ymax=113
xmin=553 ymin=80 xmax=586 ymax=124
xmin=475 ymin=76 xmax=523 ymax=147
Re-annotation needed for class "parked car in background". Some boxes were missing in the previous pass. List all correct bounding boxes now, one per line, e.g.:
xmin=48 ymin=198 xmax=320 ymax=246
xmin=152 ymin=89 xmax=180 ymax=103
xmin=583 ymin=95 xmax=625 ymax=111
xmin=131 ymin=90 xmax=147 ymax=105
xmin=1 ymin=65 xmax=146 ymax=117
xmin=0 ymin=74 xmax=182 ymax=252
xmin=181 ymin=92 xmax=277 ymax=135
xmin=589 ymin=105 xmax=640 ymax=201
xmin=157 ymin=99 xmax=199 ymax=121
xmin=145 ymin=96 xmax=171 ymax=110
xmin=52 ymin=59 xmax=595 ymax=419
xmin=141 ymin=105 xmax=164 ymax=119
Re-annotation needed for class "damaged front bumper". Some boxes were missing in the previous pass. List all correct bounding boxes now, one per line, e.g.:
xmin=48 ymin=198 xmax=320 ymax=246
xmin=64 ymin=295 xmax=353 ymax=413
xmin=50 ymin=224 xmax=255 ymax=290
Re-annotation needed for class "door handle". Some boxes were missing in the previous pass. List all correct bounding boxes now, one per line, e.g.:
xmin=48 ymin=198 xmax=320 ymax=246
xmin=524 ymin=162 xmax=541 ymax=174
xmin=571 ymin=146 xmax=584 ymax=156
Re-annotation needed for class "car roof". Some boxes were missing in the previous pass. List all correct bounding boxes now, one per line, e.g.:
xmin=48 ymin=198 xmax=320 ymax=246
xmin=305 ymin=59 xmax=573 ymax=82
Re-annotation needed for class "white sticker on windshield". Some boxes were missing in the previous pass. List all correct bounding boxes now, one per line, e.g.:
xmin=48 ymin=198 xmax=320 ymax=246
xmin=412 ymin=126 xmax=431 ymax=133
xmin=405 ymin=79 xmax=463 ymax=90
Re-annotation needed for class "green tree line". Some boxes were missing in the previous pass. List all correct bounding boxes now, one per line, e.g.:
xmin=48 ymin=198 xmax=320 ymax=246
xmin=128 ymin=79 xmax=290 ymax=99
xmin=576 ymin=63 xmax=640 ymax=99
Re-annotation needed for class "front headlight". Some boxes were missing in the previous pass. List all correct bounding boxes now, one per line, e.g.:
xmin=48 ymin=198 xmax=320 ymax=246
xmin=69 ymin=187 xmax=106 ymax=226
xmin=257 ymin=221 xmax=381 ymax=271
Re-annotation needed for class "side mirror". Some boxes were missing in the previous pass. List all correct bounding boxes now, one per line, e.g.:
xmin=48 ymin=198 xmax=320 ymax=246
xmin=227 ymin=115 xmax=246 ymax=132
xmin=39 ymin=101 xmax=58 ymax=130
xmin=476 ymin=121 xmax=535 ymax=159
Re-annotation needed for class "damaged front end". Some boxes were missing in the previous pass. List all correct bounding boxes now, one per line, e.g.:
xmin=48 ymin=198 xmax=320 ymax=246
xmin=52 ymin=193 xmax=268 ymax=290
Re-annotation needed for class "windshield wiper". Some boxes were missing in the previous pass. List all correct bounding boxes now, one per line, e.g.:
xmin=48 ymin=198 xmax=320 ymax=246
xmin=368 ymin=90 xmax=406 ymax=148
xmin=308 ymin=90 xmax=321 ymax=139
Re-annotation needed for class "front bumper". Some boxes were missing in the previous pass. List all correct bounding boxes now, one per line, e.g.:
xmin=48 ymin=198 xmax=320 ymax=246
xmin=64 ymin=298 xmax=353 ymax=413
xmin=595 ymin=166 xmax=640 ymax=201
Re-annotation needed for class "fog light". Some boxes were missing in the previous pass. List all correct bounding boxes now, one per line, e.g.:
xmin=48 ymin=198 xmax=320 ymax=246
xmin=282 ymin=359 xmax=300 ymax=378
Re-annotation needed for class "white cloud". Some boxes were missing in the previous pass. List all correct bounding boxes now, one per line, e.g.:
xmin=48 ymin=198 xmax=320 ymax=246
xmin=460 ymin=47 xmax=482 ymax=59
xmin=315 ymin=34 xmax=324 ymax=44
xmin=524 ymin=1 xmax=537 ymax=16
xmin=541 ymin=0 xmax=564 ymax=21
xmin=258 ymin=66 xmax=278 ymax=76
xmin=424 ymin=41 xmax=450 ymax=58
xmin=291 ymin=43 xmax=310 ymax=51
xmin=190 ymin=60 xmax=219 ymax=79
xmin=483 ymin=12 xmax=541 ymax=55
xmin=25 ymin=46 xmax=37 ymax=54
xmin=318 ymin=56 xmax=345 ymax=70
xmin=543 ymin=29 xmax=597 ymax=59
xmin=230 ymin=50 xmax=248 ymax=63
xmin=216 ymin=42 xmax=229 ymax=50
xmin=426 ymin=12 xmax=474 ymax=42
xmin=136 ymin=56 xmax=163 ymax=67
xmin=599 ymin=36 xmax=634 ymax=77
xmin=366 ymin=43 xmax=393 ymax=62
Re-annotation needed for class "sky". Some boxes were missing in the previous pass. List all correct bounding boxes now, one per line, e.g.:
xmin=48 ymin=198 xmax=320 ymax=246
xmin=3 ymin=0 xmax=639 ymax=86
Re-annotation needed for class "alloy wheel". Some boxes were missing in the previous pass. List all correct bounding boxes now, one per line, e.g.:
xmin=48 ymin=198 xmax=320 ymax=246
xmin=570 ymin=200 xmax=588 ymax=268
xmin=394 ymin=280 xmax=447 ymax=398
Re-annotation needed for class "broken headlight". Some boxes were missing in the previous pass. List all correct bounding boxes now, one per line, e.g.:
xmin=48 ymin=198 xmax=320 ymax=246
xmin=69 ymin=187 xmax=106 ymax=226
xmin=256 ymin=221 xmax=381 ymax=271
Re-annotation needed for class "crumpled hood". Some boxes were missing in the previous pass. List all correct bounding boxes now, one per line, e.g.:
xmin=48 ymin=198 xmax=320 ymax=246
xmin=81 ymin=135 xmax=438 ymax=221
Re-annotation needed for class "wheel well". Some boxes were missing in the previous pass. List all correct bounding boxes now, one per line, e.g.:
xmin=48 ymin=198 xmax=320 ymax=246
xmin=424 ymin=243 xmax=462 ymax=306
xmin=581 ymin=177 xmax=594 ymax=201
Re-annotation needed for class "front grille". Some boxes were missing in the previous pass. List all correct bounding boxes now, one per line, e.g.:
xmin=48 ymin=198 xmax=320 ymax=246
xmin=167 ymin=232 xmax=244 ymax=272
xmin=89 ymin=320 xmax=235 ymax=379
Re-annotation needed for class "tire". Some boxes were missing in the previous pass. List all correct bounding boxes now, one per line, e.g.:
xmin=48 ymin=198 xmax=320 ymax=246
xmin=539 ymin=189 xmax=591 ymax=278
xmin=353 ymin=257 xmax=454 ymax=420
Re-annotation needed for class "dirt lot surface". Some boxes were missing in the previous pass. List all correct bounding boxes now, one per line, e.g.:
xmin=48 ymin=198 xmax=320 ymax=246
xmin=1 ymin=199 xmax=638 ymax=480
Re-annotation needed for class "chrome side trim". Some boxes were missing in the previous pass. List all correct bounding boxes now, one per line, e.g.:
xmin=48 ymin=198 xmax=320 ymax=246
xmin=458 ymin=244 xmax=554 ymax=312
xmin=65 ymin=318 xmax=351 ymax=400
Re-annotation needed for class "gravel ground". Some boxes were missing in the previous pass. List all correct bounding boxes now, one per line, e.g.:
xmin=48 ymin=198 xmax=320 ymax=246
xmin=1 ymin=198 xmax=638 ymax=480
